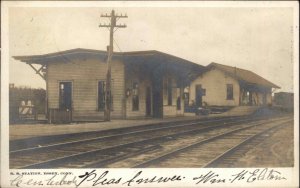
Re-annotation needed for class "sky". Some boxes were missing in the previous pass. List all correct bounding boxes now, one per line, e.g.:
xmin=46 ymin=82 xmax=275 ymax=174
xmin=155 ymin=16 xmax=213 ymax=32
xmin=8 ymin=4 xmax=295 ymax=92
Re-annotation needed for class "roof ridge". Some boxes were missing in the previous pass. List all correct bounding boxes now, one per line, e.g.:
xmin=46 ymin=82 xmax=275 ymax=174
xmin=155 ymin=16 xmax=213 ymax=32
xmin=13 ymin=48 xmax=161 ymax=58
xmin=209 ymin=62 xmax=279 ymax=88
xmin=13 ymin=48 xmax=205 ymax=69
xmin=211 ymin=62 xmax=247 ymax=72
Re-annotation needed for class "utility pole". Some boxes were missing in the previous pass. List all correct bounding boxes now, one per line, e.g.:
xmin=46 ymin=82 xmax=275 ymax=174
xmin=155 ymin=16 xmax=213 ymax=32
xmin=99 ymin=10 xmax=127 ymax=121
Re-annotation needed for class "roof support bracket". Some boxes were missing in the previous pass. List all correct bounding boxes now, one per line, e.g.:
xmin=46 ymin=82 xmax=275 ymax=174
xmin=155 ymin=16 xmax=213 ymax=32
xmin=27 ymin=63 xmax=46 ymax=81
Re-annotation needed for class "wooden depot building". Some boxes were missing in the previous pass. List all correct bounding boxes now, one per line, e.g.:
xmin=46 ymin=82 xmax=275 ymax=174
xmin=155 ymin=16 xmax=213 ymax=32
xmin=187 ymin=62 xmax=280 ymax=108
xmin=14 ymin=48 xmax=204 ymax=122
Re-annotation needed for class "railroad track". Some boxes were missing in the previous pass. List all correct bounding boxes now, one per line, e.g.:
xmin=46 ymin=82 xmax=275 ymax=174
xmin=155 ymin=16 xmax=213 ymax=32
xmin=203 ymin=121 xmax=294 ymax=168
xmin=10 ymin=116 xmax=239 ymax=151
xmin=12 ymin=117 xmax=258 ymax=158
xmin=10 ymin=115 xmax=291 ymax=169
xmin=11 ymin=116 xmax=256 ymax=168
xmin=132 ymin=117 xmax=292 ymax=168
xmin=9 ymin=116 xmax=239 ymax=152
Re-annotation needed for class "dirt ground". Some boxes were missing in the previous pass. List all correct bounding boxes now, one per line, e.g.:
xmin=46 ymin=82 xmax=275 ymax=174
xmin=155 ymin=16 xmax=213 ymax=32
xmin=233 ymin=122 xmax=294 ymax=167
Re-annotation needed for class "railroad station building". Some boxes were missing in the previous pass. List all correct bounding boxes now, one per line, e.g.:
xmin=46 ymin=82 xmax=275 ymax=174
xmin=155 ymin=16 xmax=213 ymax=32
xmin=14 ymin=48 xmax=204 ymax=122
xmin=14 ymin=49 xmax=280 ymax=122
xmin=187 ymin=62 xmax=280 ymax=108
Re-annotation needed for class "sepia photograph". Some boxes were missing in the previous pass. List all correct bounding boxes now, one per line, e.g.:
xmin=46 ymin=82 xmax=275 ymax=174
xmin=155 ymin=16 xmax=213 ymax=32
xmin=1 ymin=1 xmax=299 ymax=188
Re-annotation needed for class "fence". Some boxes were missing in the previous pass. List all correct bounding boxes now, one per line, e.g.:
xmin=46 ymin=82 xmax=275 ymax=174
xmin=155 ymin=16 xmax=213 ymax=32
xmin=48 ymin=109 xmax=72 ymax=123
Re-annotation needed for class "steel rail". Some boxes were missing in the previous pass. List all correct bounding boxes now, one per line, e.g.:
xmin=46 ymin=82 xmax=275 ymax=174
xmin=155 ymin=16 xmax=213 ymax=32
xmin=86 ymin=118 xmax=287 ymax=168
xmin=18 ymin=116 xmax=268 ymax=169
xmin=132 ymin=117 xmax=292 ymax=168
xmin=84 ymin=145 xmax=163 ymax=168
xmin=10 ymin=115 xmax=258 ymax=156
xmin=10 ymin=116 xmax=239 ymax=151
xmin=203 ymin=120 xmax=293 ymax=168
xmin=21 ymin=116 xmax=286 ymax=169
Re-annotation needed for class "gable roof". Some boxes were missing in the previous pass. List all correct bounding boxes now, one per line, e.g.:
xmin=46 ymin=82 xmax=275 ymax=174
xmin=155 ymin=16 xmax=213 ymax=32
xmin=13 ymin=48 xmax=205 ymax=84
xmin=13 ymin=48 xmax=159 ymax=63
xmin=13 ymin=48 xmax=201 ymax=67
xmin=206 ymin=62 xmax=280 ymax=89
xmin=13 ymin=48 xmax=278 ymax=88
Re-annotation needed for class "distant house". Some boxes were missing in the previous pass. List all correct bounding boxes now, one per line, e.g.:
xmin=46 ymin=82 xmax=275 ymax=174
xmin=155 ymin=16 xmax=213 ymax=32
xmin=188 ymin=62 xmax=280 ymax=108
xmin=14 ymin=48 xmax=204 ymax=122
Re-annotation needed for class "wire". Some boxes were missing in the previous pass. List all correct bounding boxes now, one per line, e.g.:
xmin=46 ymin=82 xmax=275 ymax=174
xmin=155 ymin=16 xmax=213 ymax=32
xmin=113 ymin=38 xmax=122 ymax=52
xmin=113 ymin=27 xmax=120 ymax=33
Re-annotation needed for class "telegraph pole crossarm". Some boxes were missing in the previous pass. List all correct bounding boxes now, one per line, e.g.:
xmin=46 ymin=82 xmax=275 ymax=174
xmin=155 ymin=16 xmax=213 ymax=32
xmin=99 ymin=10 xmax=127 ymax=121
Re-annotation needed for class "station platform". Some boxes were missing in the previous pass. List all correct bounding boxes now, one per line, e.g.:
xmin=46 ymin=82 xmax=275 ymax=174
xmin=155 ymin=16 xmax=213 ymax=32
xmin=9 ymin=106 xmax=265 ymax=141
xmin=9 ymin=115 xmax=221 ymax=141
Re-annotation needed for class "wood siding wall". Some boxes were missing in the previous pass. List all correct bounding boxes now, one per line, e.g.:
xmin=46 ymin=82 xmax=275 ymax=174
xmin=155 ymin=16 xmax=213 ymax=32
xmin=124 ymin=66 xmax=153 ymax=118
xmin=47 ymin=58 xmax=124 ymax=121
xmin=162 ymin=74 xmax=184 ymax=117
xmin=190 ymin=69 xmax=240 ymax=106
xmin=124 ymin=66 xmax=184 ymax=118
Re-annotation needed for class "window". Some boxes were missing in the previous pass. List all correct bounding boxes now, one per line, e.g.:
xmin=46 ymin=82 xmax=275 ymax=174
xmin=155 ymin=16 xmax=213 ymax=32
xmin=227 ymin=84 xmax=233 ymax=100
xmin=98 ymin=81 xmax=113 ymax=111
xmin=167 ymin=78 xmax=172 ymax=105
xmin=132 ymin=82 xmax=139 ymax=111
xmin=59 ymin=82 xmax=72 ymax=110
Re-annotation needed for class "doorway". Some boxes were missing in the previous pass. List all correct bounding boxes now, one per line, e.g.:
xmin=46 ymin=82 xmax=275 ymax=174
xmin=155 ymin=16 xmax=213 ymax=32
xmin=195 ymin=84 xmax=203 ymax=107
xmin=146 ymin=87 xmax=152 ymax=116
xmin=152 ymin=77 xmax=163 ymax=118
xmin=57 ymin=81 xmax=72 ymax=123
xmin=59 ymin=82 xmax=72 ymax=110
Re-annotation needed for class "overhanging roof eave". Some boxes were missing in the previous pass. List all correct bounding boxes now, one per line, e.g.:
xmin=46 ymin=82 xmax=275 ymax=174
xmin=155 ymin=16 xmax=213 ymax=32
xmin=206 ymin=63 xmax=280 ymax=89
xmin=238 ymin=79 xmax=280 ymax=89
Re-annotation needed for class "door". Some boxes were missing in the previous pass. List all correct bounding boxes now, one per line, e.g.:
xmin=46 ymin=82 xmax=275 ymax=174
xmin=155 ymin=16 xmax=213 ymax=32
xmin=146 ymin=87 xmax=151 ymax=116
xmin=195 ymin=84 xmax=203 ymax=107
xmin=58 ymin=82 xmax=72 ymax=122
xmin=152 ymin=76 xmax=163 ymax=118
xmin=59 ymin=82 xmax=72 ymax=110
